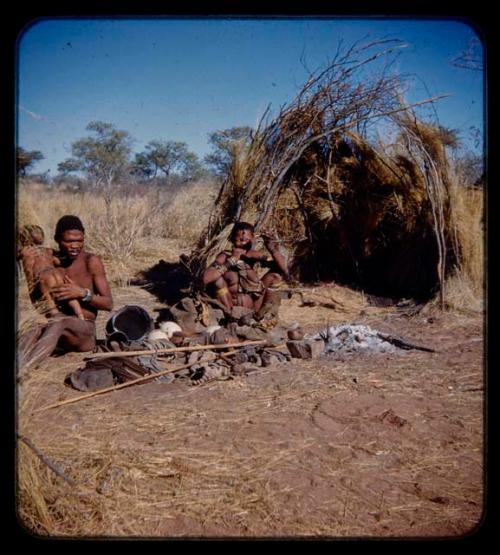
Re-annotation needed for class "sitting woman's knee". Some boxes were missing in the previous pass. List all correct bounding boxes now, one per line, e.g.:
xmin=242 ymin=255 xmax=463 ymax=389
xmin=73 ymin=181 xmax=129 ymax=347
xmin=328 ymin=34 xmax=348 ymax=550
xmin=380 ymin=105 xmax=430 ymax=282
xmin=262 ymin=272 xmax=283 ymax=287
xmin=214 ymin=276 xmax=228 ymax=289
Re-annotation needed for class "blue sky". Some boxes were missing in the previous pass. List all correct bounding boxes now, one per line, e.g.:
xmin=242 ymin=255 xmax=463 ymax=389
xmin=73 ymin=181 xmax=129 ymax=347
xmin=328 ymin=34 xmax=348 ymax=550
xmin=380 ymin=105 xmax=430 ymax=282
xmin=17 ymin=17 xmax=485 ymax=176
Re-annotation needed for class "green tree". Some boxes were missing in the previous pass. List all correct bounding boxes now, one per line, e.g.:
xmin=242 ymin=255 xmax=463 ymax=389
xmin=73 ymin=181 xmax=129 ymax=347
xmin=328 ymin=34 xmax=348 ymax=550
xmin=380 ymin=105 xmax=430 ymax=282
xmin=132 ymin=140 xmax=204 ymax=183
xmin=16 ymin=147 xmax=44 ymax=177
xmin=131 ymin=152 xmax=155 ymax=180
xmin=180 ymin=151 xmax=206 ymax=182
xmin=203 ymin=126 xmax=253 ymax=177
xmin=57 ymin=121 xmax=133 ymax=192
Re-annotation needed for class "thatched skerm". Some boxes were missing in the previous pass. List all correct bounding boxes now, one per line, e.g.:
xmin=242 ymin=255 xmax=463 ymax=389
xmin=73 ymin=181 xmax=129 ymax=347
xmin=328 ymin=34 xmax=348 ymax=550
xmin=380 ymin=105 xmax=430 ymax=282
xmin=188 ymin=40 xmax=458 ymax=302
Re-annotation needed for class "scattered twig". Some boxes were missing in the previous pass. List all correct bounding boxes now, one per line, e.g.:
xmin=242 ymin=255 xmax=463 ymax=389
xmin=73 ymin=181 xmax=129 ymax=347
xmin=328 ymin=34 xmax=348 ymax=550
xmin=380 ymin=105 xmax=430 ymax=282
xmin=17 ymin=434 xmax=77 ymax=486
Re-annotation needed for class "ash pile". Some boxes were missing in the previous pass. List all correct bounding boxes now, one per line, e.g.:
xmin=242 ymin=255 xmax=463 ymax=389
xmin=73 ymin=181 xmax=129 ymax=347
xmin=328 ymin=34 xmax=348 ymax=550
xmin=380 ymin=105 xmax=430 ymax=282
xmin=312 ymin=324 xmax=398 ymax=355
xmin=284 ymin=323 xmax=434 ymax=361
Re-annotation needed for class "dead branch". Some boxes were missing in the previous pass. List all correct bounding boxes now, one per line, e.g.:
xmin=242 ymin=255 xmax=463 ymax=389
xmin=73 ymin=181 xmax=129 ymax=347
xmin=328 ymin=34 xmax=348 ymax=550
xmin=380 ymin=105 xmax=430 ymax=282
xmin=18 ymin=434 xmax=77 ymax=486
xmin=376 ymin=332 xmax=436 ymax=353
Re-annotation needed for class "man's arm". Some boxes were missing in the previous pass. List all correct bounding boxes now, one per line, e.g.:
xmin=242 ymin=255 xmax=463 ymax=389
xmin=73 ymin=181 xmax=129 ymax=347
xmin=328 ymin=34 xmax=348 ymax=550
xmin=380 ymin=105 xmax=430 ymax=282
xmin=86 ymin=255 xmax=113 ymax=311
xmin=261 ymin=234 xmax=289 ymax=278
xmin=243 ymin=249 xmax=268 ymax=263
xmin=51 ymin=255 xmax=113 ymax=311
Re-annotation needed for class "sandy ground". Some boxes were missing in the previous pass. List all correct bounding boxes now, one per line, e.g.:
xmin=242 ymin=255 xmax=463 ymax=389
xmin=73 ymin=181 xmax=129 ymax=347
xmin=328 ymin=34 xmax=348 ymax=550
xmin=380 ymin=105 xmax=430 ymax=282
xmin=17 ymin=281 xmax=485 ymax=539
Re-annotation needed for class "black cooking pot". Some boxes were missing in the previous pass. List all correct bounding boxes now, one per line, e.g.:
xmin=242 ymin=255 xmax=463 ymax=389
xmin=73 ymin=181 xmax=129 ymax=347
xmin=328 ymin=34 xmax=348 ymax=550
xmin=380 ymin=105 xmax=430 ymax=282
xmin=105 ymin=305 xmax=154 ymax=343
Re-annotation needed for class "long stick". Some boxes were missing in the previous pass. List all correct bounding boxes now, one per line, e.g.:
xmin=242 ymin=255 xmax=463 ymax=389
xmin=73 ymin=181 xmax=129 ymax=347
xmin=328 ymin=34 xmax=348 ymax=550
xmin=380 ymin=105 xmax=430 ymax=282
xmin=84 ymin=339 xmax=267 ymax=360
xmin=18 ymin=434 xmax=77 ymax=486
xmin=36 ymin=348 xmax=244 ymax=412
xmin=376 ymin=332 xmax=436 ymax=353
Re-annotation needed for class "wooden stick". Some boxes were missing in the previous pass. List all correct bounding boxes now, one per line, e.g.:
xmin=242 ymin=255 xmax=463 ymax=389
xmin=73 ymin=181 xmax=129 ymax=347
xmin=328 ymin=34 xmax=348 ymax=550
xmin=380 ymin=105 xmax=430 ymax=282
xmin=84 ymin=339 xmax=267 ymax=360
xmin=18 ymin=434 xmax=77 ymax=486
xmin=376 ymin=332 xmax=436 ymax=353
xmin=35 ymin=348 xmax=243 ymax=412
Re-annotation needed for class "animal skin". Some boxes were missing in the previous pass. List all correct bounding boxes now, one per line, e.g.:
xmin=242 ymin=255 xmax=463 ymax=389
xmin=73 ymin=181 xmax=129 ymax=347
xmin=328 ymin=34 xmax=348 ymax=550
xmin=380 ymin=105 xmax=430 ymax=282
xmin=159 ymin=321 xmax=183 ymax=339
xmin=147 ymin=329 xmax=169 ymax=341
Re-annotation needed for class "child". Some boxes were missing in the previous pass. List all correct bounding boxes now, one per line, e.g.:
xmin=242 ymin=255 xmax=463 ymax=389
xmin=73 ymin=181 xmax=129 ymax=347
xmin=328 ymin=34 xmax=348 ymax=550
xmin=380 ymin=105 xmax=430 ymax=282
xmin=18 ymin=224 xmax=85 ymax=319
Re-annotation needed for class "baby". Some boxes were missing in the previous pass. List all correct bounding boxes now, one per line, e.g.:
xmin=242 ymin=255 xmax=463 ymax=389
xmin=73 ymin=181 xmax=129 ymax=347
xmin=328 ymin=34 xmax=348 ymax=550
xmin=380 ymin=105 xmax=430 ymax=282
xmin=18 ymin=224 xmax=84 ymax=319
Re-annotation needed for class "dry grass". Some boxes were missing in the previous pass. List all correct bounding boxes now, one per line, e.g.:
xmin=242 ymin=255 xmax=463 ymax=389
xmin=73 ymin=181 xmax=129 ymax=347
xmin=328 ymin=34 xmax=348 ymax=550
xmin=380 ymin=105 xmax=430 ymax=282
xmin=16 ymin=171 xmax=483 ymax=536
xmin=16 ymin=277 xmax=484 ymax=537
xmin=16 ymin=320 xmax=483 ymax=537
xmin=422 ymin=183 xmax=483 ymax=313
xmin=448 ymin=186 xmax=484 ymax=304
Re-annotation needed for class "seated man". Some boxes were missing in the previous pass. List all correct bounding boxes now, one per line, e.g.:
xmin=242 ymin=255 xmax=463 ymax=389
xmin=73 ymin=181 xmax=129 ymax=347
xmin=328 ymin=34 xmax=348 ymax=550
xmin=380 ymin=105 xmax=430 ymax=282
xmin=202 ymin=222 xmax=289 ymax=322
xmin=18 ymin=215 xmax=114 ymax=369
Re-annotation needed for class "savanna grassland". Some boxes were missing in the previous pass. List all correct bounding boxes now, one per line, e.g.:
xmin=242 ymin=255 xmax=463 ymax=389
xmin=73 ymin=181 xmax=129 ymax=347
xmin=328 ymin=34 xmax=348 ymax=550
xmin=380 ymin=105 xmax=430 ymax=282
xmin=16 ymin=178 xmax=485 ymax=538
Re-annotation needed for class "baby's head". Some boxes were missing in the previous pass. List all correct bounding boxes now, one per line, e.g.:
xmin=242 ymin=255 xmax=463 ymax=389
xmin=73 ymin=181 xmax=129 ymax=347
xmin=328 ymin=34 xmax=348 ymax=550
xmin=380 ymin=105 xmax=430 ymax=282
xmin=230 ymin=221 xmax=255 ymax=250
xmin=19 ymin=224 xmax=45 ymax=247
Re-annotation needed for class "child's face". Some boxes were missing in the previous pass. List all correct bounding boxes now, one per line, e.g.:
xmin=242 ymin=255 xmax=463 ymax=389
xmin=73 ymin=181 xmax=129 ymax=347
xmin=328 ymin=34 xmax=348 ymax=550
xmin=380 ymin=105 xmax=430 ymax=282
xmin=233 ymin=228 xmax=254 ymax=250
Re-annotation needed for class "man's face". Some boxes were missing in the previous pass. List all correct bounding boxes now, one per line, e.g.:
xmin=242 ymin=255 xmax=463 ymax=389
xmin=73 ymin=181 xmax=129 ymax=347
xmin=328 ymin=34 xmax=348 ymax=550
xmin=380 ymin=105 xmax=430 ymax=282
xmin=58 ymin=229 xmax=85 ymax=260
xmin=233 ymin=228 xmax=254 ymax=250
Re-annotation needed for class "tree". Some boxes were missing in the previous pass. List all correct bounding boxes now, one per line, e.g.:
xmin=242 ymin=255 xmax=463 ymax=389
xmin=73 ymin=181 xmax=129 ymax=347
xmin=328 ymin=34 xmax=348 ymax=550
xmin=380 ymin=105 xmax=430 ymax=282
xmin=203 ymin=126 xmax=253 ymax=178
xmin=131 ymin=152 xmax=155 ymax=180
xmin=179 ymin=151 xmax=206 ymax=182
xmin=57 ymin=121 xmax=133 ymax=192
xmin=132 ymin=140 xmax=204 ymax=183
xmin=16 ymin=146 xmax=44 ymax=177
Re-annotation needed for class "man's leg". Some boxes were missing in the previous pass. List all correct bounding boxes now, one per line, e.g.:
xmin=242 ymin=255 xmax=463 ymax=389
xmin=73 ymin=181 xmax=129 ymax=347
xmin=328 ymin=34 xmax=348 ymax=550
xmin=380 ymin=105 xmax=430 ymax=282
xmin=17 ymin=322 xmax=46 ymax=369
xmin=212 ymin=275 xmax=234 ymax=309
xmin=20 ymin=317 xmax=96 ymax=370
xmin=57 ymin=318 xmax=96 ymax=352
xmin=254 ymin=272 xmax=284 ymax=321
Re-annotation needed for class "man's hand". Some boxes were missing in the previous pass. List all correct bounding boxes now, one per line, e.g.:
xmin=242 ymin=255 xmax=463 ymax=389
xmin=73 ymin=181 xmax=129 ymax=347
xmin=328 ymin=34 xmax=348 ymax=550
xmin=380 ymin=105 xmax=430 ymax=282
xmin=243 ymin=249 xmax=268 ymax=262
xmin=51 ymin=275 xmax=86 ymax=302
xmin=230 ymin=248 xmax=247 ymax=260
xmin=226 ymin=248 xmax=248 ymax=271
xmin=260 ymin=230 xmax=279 ymax=253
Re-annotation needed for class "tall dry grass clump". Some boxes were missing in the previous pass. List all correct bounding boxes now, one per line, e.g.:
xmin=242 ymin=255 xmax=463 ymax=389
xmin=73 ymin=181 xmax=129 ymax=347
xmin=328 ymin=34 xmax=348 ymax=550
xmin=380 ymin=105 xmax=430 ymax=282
xmin=442 ymin=184 xmax=484 ymax=312
xmin=160 ymin=181 xmax=218 ymax=245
